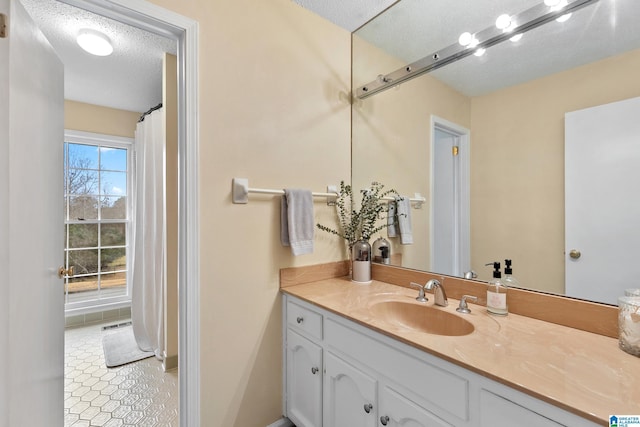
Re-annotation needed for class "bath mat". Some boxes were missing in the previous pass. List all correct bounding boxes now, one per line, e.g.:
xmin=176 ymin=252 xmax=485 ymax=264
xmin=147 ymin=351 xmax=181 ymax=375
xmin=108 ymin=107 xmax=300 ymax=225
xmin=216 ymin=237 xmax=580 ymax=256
xmin=102 ymin=326 xmax=154 ymax=368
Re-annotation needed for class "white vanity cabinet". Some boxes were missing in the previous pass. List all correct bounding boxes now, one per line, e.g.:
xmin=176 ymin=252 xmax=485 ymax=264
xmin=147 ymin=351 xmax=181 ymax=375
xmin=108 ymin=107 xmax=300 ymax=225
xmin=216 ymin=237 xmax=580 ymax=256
xmin=283 ymin=294 xmax=600 ymax=427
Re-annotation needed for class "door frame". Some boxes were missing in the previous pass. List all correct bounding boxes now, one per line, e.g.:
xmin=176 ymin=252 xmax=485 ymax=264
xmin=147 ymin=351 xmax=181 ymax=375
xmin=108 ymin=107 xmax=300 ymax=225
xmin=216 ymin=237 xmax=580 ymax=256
xmin=429 ymin=115 xmax=470 ymax=277
xmin=58 ymin=0 xmax=200 ymax=425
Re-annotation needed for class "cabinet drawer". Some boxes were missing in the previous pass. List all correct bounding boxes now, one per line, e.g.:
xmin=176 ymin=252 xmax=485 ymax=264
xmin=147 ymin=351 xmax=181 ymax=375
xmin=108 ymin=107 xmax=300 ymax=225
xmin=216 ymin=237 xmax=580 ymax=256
xmin=325 ymin=318 xmax=469 ymax=422
xmin=287 ymin=299 xmax=323 ymax=340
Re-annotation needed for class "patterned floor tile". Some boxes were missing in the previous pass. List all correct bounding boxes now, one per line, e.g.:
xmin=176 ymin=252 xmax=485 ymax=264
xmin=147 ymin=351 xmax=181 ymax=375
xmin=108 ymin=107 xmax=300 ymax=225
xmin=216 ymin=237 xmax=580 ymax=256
xmin=65 ymin=319 xmax=178 ymax=427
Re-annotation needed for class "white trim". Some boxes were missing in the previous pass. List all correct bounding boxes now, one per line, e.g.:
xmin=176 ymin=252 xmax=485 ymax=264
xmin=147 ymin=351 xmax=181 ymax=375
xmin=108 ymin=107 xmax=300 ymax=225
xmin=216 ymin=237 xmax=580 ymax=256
xmin=59 ymin=1 xmax=200 ymax=425
xmin=430 ymin=115 xmax=471 ymax=277
xmin=266 ymin=418 xmax=295 ymax=427
xmin=64 ymin=129 xmax=134 ymax=147
xmin=64 ymin=300 xmax=131 ymax=317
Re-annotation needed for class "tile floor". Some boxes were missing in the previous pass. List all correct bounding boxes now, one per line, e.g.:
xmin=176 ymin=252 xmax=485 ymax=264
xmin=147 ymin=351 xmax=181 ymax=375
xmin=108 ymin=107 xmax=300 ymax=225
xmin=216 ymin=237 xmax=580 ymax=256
xmin=65 ymin=319 xmax=179 ymax=427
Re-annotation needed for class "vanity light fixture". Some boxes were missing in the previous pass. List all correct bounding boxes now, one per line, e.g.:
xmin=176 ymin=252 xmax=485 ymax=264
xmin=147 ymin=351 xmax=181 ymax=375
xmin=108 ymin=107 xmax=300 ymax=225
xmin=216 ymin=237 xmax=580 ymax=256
xmin=496 ymin=13 xmax=524 ymax=42
xmin=356 ymin=0 xmax=599 ymax=99
xmin=77 ymin=29 xmax=113 ymax=56
xmin=546 ymin=0 xmax=573 ymax=21
xmin=458 ymin=32 xmax=473 ymax=47
xmin=495 ymin=14 xmax=513 ymax=31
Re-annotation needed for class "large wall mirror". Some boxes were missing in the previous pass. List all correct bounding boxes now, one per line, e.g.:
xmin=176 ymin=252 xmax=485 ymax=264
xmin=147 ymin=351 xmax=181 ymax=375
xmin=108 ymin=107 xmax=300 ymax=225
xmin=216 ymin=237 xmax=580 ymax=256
xmin=352 ymin=0 xmax=640 ymax=305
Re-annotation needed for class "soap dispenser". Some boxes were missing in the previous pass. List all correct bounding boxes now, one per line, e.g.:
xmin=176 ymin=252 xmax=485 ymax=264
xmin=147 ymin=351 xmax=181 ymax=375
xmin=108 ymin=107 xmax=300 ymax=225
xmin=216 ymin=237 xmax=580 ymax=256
xmin=503 ymin=259 xmax=521 ymax=289
xmin=486 ymin=262 xmax=508 ymax=316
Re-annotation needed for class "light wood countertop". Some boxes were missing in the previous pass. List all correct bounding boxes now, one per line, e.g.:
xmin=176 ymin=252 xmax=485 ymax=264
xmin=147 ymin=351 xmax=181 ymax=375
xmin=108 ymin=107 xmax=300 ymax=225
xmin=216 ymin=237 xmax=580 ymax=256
xmin=282 ymin=277 xmax=640 ymax=425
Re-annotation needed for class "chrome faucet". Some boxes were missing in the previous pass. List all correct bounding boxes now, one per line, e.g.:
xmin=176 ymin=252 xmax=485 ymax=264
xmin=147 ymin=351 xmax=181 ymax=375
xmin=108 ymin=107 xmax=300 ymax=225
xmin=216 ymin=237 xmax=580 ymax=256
xmin=409 ymin=282 xmax=429 ymax=302
xmin=425 ymin=279 xmax=448 ymax=307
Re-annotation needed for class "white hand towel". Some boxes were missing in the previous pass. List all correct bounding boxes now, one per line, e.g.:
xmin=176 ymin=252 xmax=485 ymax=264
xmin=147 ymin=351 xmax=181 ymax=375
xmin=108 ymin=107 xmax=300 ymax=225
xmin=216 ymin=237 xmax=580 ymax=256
xmin=387 ymin=201 xmax=398 ymax=238
xmin=396 ymin=197 xmax=413 ymax=245
xmin=281 ymin=189 xmax=314 ymax=256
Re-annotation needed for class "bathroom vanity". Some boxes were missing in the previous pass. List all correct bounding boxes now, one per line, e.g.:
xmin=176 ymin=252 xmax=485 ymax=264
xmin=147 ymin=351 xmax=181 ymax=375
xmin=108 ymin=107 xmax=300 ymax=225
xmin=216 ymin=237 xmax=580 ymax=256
xmin=281 ymin=276 xmax=640 ymax=427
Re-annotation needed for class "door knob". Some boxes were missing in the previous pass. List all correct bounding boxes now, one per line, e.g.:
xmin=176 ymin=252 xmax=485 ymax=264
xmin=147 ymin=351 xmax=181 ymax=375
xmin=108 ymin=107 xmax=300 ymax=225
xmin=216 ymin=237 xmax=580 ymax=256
xmin=58 ymin=265 xmax=74 ymax=279
xmin=569 ymin=249 xmax=581 ymax=259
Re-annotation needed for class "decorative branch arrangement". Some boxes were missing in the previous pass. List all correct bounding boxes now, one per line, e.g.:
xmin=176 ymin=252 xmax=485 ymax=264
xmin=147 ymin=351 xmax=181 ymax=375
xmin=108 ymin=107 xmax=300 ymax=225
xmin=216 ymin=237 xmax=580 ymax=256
xmin=317 ymin=181 xmax=399 ymax=249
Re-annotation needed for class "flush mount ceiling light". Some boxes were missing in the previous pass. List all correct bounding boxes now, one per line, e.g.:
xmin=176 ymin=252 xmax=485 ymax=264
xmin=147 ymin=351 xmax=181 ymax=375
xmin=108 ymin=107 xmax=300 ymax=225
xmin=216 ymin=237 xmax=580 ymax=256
xmin=77 ymin=29 xmax=113 ymax=56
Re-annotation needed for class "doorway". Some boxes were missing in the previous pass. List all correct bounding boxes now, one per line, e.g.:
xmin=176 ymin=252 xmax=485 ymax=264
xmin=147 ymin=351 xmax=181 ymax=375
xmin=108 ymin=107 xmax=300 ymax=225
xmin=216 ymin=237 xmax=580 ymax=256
xmin=430 ymin=116 xmax=470 ymax=277
xmin=13 ymin=0 xmax=200 ymax=425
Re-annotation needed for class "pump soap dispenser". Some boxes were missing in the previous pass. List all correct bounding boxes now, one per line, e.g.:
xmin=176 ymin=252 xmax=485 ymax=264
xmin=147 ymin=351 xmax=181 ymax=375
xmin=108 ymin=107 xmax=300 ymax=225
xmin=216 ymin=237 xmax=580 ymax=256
xmin=503 ymin=259 xmax=520 ymax=289
xmin=486 ymin=261 xmax=508 ymax=316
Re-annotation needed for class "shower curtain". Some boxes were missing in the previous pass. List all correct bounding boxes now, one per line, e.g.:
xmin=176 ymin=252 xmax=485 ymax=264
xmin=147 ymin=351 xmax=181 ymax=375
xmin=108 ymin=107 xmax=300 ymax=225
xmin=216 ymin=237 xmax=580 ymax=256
xmin=131 ymin=108 xmax=165 ymax=359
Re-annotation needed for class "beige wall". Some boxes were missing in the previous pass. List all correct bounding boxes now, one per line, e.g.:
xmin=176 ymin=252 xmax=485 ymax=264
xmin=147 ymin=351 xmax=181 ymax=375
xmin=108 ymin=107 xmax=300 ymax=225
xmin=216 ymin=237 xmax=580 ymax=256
xmin=64 ymin=100 xmax=140 ymax=137
xmin=352 ymin=35 xmax=471 ymax=270
xmin=163 ymin=53 xmax=179 ymax=370
xmin=470 ymin=48 xmax=640 ymax=293
xmin=147 ymin=1 xmax=351 ymax=426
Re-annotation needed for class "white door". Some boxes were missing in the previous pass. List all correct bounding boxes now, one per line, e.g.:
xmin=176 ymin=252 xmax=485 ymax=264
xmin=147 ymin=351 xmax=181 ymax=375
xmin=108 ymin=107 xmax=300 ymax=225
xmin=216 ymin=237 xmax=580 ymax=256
xmin=1 ymin=0 xmax=65 ymax=424
xmin=431 ymin=117 xmax=470 ymax=277
xmin=565 ymin=97 xmax=640 ymax=305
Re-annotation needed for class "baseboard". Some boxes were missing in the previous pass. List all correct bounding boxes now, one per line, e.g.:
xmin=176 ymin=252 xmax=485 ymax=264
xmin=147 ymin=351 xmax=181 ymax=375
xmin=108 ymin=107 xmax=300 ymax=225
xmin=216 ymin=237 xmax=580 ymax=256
xmin=266 ymin=417 xmax=294 ymax=427
xmin=163 ymin=352 xmax=178 ymax=372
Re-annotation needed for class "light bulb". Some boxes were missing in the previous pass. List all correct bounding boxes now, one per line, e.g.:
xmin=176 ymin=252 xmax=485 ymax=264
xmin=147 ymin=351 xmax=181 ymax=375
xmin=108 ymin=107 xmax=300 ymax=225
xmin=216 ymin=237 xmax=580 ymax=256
xmin=495 ymin=14 xmax=512 ymax=31
xmin=469 ymin=37 xmax=480 ymax=48
xmin=547 ymin=0 xmax=567 ymax=12
xmin=77 ymin=29 xmax=113 ymax=56
xmin=556 ymin=12 xmax=572 ymax=22
xmin=510 ymin=33 xmax=523 ymax=42
xmin=458 ymin=32 xmax=472 ymax=47
xmin=474 ymin=48 xmax=486 ymax=57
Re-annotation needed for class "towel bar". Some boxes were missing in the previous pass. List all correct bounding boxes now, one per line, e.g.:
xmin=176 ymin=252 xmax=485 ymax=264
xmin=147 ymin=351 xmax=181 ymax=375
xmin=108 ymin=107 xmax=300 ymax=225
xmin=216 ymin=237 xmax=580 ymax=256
xmin=232 ymin=178 xmax=426 ymax=209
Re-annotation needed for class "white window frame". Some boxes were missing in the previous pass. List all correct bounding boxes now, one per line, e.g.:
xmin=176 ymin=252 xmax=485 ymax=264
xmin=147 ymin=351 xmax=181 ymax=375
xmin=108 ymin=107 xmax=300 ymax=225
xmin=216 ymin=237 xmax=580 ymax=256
xmin=64 ymin=129 xmax=134 ymax=316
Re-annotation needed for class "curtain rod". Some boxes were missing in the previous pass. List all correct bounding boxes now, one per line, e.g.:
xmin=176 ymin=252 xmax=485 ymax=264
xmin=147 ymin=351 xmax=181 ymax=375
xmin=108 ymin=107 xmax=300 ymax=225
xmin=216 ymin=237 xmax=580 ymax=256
xmin=138 ymin=103 xmax=163 ymax=122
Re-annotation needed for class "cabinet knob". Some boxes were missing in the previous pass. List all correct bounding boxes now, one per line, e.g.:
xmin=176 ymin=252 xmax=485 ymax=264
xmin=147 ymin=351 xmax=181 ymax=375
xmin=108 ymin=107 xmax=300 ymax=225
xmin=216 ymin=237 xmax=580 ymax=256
xmin=311 ymin=367 xmax=319 ymax=375
xmin=380 ymin=415 xmax=390 ymax=425
xmin=296 ymin=316 xmax=304 ymax=324
xmin=363 ymin=403 xmax=373 ymax=413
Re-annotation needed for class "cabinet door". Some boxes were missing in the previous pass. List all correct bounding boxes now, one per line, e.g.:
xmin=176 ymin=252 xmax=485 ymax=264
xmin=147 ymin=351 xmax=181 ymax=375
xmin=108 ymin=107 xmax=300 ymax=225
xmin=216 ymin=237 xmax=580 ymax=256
xmin=324 ymin=351 xmax=378 ymax=427
xmin=287 ymin=330 xmax=322 ymax=427
xmin=479 ymin=390 xmax=563 ymax=427
xmin=378 ymin=386 xmax=454 ymax=427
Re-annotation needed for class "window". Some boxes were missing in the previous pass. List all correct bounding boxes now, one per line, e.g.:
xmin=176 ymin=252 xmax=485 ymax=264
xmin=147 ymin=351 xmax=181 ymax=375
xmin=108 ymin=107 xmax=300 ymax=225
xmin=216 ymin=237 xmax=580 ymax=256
xmin=63 ymin=130 xmax=133 ymax=312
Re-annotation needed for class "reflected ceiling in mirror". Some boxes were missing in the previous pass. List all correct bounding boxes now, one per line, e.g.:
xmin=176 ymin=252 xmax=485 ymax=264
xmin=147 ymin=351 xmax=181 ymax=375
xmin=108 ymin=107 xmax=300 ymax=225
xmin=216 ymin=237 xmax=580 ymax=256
xmin=355 ymin=0 xmax=640 ymax=97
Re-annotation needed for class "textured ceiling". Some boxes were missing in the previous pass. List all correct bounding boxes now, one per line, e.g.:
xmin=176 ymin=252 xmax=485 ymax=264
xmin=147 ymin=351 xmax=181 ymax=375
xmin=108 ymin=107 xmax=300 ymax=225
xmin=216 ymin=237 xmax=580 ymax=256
xmin=21 ymin=0 xmax=176 ymax=113
xmin=293 ymin=0 xmax=397 ymax=32
xmin=19 ymin=0 xmax=639 ymax=109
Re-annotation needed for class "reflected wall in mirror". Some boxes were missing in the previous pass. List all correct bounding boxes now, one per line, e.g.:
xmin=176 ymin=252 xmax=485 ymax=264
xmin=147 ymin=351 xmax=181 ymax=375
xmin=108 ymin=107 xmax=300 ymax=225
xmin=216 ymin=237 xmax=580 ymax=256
xmin=352 ymin=0 xmax=640 ymax=304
